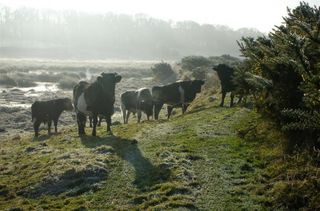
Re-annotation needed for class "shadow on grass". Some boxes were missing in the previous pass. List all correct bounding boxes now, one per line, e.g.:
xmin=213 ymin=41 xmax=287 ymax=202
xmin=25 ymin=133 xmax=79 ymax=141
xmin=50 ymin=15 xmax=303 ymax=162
xmin=32 ymin=131 xmax=63 ymax=141
xmin=32 ymin=134 xmax=53 ymax=141
xmin=80 ymin=135 xmax=171 ymax=191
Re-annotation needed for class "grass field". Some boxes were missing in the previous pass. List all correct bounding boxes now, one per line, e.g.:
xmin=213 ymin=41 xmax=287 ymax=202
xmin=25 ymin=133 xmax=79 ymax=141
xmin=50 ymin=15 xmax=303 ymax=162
xmin=0 ymin=98 xmax=275 ymax=210
xmin=0 ymin=58 xmax=319 ymax=210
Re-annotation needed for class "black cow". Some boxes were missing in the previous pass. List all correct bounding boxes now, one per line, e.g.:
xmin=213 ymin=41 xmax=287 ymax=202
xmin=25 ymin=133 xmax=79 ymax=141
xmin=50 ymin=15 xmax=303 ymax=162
xmin=213 ymin=64 xmax=241 ymax=107
xmin=31 ymin=98 xmax=73 ymax=137
xmin=152 ymin=80 xmax=204 ymax=120
xmin=120 ymin=88 xmax=153 ymax=124
xmin=73 ymin=73 xmax=121 ymax=136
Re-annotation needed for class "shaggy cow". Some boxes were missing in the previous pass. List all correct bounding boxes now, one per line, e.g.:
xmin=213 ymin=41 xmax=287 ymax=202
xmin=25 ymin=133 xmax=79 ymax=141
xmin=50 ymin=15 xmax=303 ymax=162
xmin=73 ymin=73 xmax=121 ymax=136
xmin=31 ymin=98 xmax=73 ymax=137
xmin=213 ymin=64 xmax=240 ymax=107
xmin=120 ymin=88 xmax=153 ymax=124
xmin=152 ymin=80 xmax=204 ymax=119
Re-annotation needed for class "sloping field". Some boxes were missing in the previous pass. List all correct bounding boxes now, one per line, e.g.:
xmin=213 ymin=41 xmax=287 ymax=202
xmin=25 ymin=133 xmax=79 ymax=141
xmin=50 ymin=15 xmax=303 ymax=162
xmin=0 ymin=102 xmax=270 ymax=210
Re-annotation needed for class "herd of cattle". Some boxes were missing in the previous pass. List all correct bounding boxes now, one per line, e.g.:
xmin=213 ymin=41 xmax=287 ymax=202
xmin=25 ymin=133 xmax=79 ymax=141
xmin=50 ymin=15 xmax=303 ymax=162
xmin=31 ymin=64 xmax=237 ymax=137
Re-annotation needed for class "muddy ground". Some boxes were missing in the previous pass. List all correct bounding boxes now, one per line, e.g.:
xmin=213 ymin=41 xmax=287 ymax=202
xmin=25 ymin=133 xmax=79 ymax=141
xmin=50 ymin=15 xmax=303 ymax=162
xmin=0 ymin=60 xmax=156 ymax=137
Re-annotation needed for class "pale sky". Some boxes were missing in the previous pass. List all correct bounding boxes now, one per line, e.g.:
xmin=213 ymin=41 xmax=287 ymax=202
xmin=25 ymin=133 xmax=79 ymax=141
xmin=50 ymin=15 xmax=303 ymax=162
xmin=0 ymin=0 xmax=318 ymax=32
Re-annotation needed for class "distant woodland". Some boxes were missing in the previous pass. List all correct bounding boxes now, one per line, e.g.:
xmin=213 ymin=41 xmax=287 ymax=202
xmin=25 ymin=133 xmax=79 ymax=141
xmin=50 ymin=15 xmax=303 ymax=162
xmin=0 ymin=7 xmax=262 ymax=59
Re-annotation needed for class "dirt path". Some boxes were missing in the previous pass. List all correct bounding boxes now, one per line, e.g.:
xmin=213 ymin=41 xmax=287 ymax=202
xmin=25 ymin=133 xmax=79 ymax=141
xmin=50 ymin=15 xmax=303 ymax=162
xmin=111 ymin=106 xmax=263 ymax=210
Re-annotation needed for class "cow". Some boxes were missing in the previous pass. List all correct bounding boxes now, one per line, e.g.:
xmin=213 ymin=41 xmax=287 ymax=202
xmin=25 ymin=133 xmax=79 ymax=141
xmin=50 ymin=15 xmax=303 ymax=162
xmin=120 ymin=88 xmax=153 ymax=124
xmin=31 ymin=98 xmax=73 ymax=137
xmin=152 ymin=80 xmax=204 ymax=120
xmin=213 ymin=64 xmax=241 ymax=107
xmin=73 ymin=73 xmax=121 ymax=136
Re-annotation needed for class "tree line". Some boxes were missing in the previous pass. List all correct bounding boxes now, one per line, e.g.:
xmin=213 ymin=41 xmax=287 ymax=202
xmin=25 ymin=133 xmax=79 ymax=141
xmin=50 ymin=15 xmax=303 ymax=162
xmin=0 ymin=6 xmax=262 ymax=59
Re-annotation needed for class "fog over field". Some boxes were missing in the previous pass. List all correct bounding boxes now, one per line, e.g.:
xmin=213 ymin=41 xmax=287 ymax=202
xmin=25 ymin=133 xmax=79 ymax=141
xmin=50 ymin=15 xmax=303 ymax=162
xmin=1 ymin=0 xmax=316 ymax=59
xmin=0 ymin=8 xmax=263 ymax=59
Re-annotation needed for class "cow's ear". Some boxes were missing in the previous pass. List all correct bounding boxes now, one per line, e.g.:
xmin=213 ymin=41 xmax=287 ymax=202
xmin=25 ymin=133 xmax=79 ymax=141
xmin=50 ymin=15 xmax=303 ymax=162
xmin=115 ymin=75 xmax=122 ymax=83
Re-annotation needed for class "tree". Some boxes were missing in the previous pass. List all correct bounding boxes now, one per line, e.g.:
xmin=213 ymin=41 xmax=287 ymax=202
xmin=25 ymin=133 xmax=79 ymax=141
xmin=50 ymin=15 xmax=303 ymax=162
xmin=236 ymin=2 xmax=320 ymax=148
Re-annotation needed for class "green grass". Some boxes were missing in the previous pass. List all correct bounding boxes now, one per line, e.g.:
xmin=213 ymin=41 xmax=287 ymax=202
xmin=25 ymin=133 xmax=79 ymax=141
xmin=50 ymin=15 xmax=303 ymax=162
xmin=0 ymin=102 xmax=271 ymax=210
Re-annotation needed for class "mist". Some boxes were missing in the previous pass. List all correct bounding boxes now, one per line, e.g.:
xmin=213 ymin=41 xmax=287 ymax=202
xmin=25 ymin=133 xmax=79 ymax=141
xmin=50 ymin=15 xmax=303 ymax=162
xmin=0 ymin=7 xmax=263 ymax=59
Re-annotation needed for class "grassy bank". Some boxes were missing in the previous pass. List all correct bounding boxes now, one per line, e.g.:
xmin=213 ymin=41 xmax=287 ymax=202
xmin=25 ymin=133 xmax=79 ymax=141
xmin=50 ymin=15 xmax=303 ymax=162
xmin=1 ymin=101 xmax=318 ymax=210
xmin=0 ymin=101 xmax=267 ymax=210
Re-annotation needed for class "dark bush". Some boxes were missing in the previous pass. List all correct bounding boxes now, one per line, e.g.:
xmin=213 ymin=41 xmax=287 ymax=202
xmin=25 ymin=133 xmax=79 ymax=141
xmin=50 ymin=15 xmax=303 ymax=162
xmin=0 ymin=74 xmax=17 ymax=87
xmin=151 ymin=62 xmax=177 ymax=84
xmin=58 ymin=77 xmax=78 ymax=90
xmin=181 ymin=56 xmax=212 ymax=70
xmin=236 ymin=2 xmax=320 ymax=149
xmin=191 ymin=67 xmax=206 ymax=80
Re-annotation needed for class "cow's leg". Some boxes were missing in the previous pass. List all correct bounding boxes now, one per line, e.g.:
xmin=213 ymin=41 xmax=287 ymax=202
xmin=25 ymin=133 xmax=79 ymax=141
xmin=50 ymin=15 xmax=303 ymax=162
xmin=92 ymin=114 xmax=98 ymax=136
xmin=220 ymin=91 xmax=226 ymax=107
xmin=179 ymin=85 xmax=185 ymax=114
xmin=237 ymin=95 xmax=243 ymax=104
xmin=125 ymin=111 xmax=131 ymax=124
xmin=137 ymin=109 xmax=142 ymax=123
xmin=121 ymin=103 xmax=126 ymax=124
xmin=48 ymin=120 xmax=52 ymax=135
xmin=98 ymin=117 xmax=102 ymax=126
xmin=167 ymin=105 xmax=174 ymax=119
xmin=33 ymin=119 xmax=41 ymax=137
xmin=77 ymin=113 xmax=86 ymax=135
xmin=106 ymin=115 xmax=112 ymax=134
xmin=54 ymin=118 xmax=58 ymax=133
xmin=154 ymin=102 xmax=163 ymax=120
xmin=122 ymin=110 xmax=127 ymax=124
xmin=183 ymin=104 xmax=189 ymax=113
xmin=89 ymin=116 xmax=93 ymax=128
xmin=230 ymin=92 xmax=234 ymax=107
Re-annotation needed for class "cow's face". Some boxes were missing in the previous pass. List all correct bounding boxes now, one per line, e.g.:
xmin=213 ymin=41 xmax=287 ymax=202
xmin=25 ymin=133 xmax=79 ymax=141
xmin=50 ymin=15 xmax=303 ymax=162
xmin=97 ymin=73 xmax=122 ymax=94
xmin=212 ymin=64 xmax=229 ymax=74
xmin=63 ymin=98 xmax=74 ymax=111
xmin=192 ymin=80 xmax=205 ymax=93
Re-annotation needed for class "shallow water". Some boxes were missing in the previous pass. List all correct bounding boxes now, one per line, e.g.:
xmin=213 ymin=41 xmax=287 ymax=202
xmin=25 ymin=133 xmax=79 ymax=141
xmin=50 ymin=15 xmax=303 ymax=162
xmin=0 ymin=74 xmax=154 ymax=137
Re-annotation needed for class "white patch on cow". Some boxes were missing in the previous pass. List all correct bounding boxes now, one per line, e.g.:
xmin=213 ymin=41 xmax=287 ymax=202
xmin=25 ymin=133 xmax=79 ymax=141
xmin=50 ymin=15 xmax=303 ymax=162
xmin=137 ymin=87 xmax=147 ymax=91
xmin=77 ymin=93 xmax=89 ymax=114
xmin=178 ymin=85 xmax=185 ymax=103
xmin=120 ymin=102 xmax=126 ymax=112
xmin=137 ymin=87 xmax=147 ymax=99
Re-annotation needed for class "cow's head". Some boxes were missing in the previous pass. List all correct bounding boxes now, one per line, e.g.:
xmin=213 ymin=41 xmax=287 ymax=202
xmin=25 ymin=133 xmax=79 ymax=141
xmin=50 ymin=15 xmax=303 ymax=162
xmin=97 ymin=72 xmax=122 ymax=95
xmin=192 ymin=80 xmax=205 ymax=93
xmin=212 ymin=64 xmax=232 ymax=74
xmin=62 ymin=98 xmax=74 ymax=111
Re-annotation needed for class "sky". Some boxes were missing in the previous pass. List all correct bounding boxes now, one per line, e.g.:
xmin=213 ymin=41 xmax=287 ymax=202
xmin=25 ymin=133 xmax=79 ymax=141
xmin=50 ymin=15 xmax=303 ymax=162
xmin=0 ymin=0 xmax=318 ymax=32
